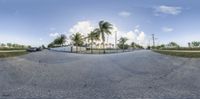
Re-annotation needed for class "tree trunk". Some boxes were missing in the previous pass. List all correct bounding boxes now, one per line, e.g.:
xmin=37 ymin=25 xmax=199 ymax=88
xmin=91 ymin=40 xmax=93 ymax=54
xmin=123 ymin=44 xmax=124 ymax=52
xmin=103 ymin=41 xmax=105 ymax=54
xmin=101 ymin=31 xmax=106 ymax=54
xmin=76 ymin=44 xmax=78 ymax=53
xmin=80 ymin=46 xmax=81 ymax=53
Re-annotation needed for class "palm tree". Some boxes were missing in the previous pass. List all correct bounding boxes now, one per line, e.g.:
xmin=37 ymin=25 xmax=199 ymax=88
xmin=53 ymin=34 xmax=66 ymax=46
xmin=168 ymin=42 xmax=180 ymax=48
xmin=96 ymin=43 xmax=100 ymax=48
xmin=109 ymin=43 xmax=112 ymax=48
xmin=48 ymin=42 xmax=54 ymax=48
xmin=191 ymin=41 xmax=200 ymax=48
xmin=119 ymin=37 xmax=128 ymax=52
xmin=188 ymin=42 xmax=191 ymax=48
xmin=87 ymin=30 xmax=100 ymax=53
xmin=131 ymin=42 xmax=136 ymax=50
xmin=95 ymin=21 xmax=113 ymax=54
xmin=1 ymin=43 xmax=5 ymax=47
xmin=60 ymin=34 xmax=66 ymax=46
xmin=7 ymin=43 xmax=12 ymax=48
xmin=70 ymin=33 xmax=84 ymax=53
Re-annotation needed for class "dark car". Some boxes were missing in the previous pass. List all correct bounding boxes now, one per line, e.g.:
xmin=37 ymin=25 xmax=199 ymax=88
xmin=26 ymin=47 xmax=38 ymax=52
xmin=36 ymin=47 xmax=42 ymax=51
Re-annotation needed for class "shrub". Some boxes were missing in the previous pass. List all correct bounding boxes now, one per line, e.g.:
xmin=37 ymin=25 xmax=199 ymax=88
xmin=117 ymin=44 xmax=129 ymax=49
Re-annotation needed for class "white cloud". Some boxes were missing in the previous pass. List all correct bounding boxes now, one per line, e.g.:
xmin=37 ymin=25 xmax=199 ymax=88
xmin=125 ymin=31 xmax=137 ymax=44
xmin=134 ymin=28 xmax=139 ymax=33
xmin=49 ymin=32 xmax=60 ymax=37
xmin=108 ymin=26 xmax=147 ymax=46
xmin=69 ymin=21 xmax=94 ymax=36
xmin=137 ymin=31 xmax=146 ymax=45
xmin=154 ymin=5 xmax=182 ymax=15
xmin=118 ymin=11 xmax=131 ymax=17
xmin=162 ymin=27 xmax=174 ymax=32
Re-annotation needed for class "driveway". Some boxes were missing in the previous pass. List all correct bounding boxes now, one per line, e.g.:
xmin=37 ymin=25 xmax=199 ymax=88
xmin=0 ymin=50 xmax=200 ymax=99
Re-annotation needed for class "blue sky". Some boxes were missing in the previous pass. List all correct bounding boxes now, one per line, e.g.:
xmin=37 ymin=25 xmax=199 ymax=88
xmin=0 ymin=0 xmax=200 ymax=47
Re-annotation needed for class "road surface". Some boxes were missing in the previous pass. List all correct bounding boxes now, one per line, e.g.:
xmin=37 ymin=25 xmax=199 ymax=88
xmin=0 ymin=50 xmax=200 ymax=99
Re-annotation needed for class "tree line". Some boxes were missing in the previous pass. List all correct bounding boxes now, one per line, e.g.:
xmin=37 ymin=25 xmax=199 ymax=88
xmin=188 ymin=41 xmax=200 ymax=48
xmin=0 ymin=43 xmax=31 ymax=50
xmin=151 ymin=41 xmax=200 ymax=50
xmin=0 ymin=43 xmax=31 ymax=48
xmin=48 ymin=20 xmax=144 ymax=53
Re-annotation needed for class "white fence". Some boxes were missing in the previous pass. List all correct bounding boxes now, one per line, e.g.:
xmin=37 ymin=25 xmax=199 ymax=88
xmin=50 ymin=46 xmax=86 ymax=52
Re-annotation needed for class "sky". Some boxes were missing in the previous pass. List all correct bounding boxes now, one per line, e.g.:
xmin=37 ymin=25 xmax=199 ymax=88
xmin=0 ymin=0 xmax=200 ymax=47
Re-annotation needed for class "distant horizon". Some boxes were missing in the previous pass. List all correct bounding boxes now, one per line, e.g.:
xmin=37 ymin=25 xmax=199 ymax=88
xmin=0 ymin=0 xmax=200 ymax=47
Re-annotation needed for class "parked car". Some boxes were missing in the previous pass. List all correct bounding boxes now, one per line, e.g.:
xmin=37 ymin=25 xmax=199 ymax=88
xmin=27 ymin=47 xmax=43 ymax=52
xmin=36 ymin=47 xmax=42 ymax=51
xmin=26 ymin=47 xmax=37 ymax=52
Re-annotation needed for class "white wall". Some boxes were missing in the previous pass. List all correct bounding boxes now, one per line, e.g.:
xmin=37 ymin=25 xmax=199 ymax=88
xmin=50 ymin=46 xmax=86 ymax=52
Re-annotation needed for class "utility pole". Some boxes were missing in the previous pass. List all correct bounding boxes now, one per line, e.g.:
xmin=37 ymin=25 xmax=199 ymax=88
xmin=152 ymin=34 xmax=155 ymax=47
xmin=148 ymin=39 xmax=151 ymax=49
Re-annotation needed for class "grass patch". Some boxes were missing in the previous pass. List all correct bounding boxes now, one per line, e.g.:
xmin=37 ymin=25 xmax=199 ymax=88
xmin=160 ymin=47 xmax=200 ymax=50
xmin=0 ymin=47 xmax=26 ymax=50
xmin=0 ymin=51 xmax=28 ymax=58
xmin=153 ymin=50 xmax=200 ymax=58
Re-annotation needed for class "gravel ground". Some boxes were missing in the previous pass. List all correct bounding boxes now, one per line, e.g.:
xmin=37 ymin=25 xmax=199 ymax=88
xmin=0 ymin=50 xmax=200 ymax=99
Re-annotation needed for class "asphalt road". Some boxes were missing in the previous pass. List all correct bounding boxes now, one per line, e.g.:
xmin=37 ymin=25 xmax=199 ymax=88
xmin=0 ymin=50 xmax=200 ymax=99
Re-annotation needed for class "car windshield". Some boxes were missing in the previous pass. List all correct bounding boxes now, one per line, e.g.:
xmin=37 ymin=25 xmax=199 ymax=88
xmin=0 ymin=0 xmax=200 ymax=98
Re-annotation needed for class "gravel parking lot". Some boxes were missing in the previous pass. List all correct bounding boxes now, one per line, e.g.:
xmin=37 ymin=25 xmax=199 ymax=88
xmin=0 ymin=50 xmax=200 ymax=99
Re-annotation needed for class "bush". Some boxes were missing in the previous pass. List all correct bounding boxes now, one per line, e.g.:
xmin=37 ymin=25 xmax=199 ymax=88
xmin=117 ymin=44 xmax=129 ymax=49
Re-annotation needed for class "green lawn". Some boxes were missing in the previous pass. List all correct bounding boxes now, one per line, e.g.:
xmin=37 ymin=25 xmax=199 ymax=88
xmin=0 ymin=47 xmax=26 ymax=50
xmin=153 ymin=50 xmax=200 ymax=58
xmin=0 ymin=51 xmax=28 ymax=58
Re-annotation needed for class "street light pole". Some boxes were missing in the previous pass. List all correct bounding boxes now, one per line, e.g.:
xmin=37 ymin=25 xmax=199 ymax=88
xmin=149 ymin=39 xmax=151 ymax=49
